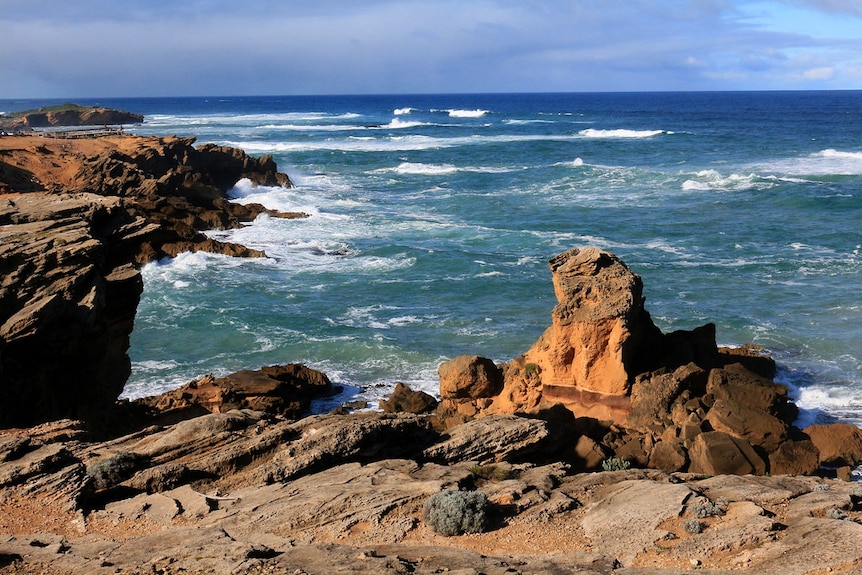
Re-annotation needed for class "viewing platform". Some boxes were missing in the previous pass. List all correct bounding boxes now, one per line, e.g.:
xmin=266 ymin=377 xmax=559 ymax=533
xmin=32 ymin=125 xmax=126 ymax=138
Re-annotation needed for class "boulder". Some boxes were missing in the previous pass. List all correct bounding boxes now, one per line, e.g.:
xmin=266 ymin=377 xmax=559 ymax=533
xmin=438 ymin=355 xmax=502 ymax=400
xmin=380 ymin=382 xmax=438 ymax=414
xmin=803 ymin=423 xmax=862 ymax=468
xmin=648 ymin=441 xmax=688 ymax=473
xmin=706 ymin=363 xmax=797 ymax=424
xmin=688 ymin=431 xmax=767 ymax=476
xmin=705 ymin=397 xmax=788 ymax=453
xmin=768 ymin=439 xmax=820 ymax=476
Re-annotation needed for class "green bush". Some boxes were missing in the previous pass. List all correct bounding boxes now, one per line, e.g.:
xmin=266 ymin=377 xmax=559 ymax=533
xmin=469 ymin=464 xmax=516 ymax=482
xmin=684 ymin=518 xmax=703 ymax=534
xmin=693 ymin=497 xmax=727 ymax=518
xmin=87 ymin=451 xmax=147 ymax=490
xmin=423 ymin=490 xmax=490 ymax=536
xmin=601 ymin=457 xmax=631 ymax=471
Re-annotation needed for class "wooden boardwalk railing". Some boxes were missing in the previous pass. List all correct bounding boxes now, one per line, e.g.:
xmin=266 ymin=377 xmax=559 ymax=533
xmin=34 ymin=126 xmax=126 ymax=139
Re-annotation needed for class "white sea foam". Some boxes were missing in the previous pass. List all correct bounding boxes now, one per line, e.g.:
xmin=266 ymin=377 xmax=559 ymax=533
xmin=572 ymin=157 xmax=584 ymax=167
xmin=223 ymin=133 xmax=584 ymax=155
xmin=578 ymin=128 xmax=668 ymax=139
xmin=394 ymin=107 xmax=416 ymax=115
xmin=448 ymin=109 xmax=488 ymax=118
xmin=146 ymin=111 xmax=361 ymax=127
xmin=380 ymin=118 xmax=426 ymax=129
xmin=681 ymin=170 xmax=778 ymax=192
xmin=390 ymin=162 xmax=458 ymax=175
xmin=503 ymin=119 xmax=554 ymax=125
xmin=758 ymin=149 xmax=862 ymax=177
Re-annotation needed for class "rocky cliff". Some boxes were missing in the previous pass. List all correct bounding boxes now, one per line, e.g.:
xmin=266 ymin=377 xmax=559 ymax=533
xmin=0 ymin=135 xmax=303 ymax=428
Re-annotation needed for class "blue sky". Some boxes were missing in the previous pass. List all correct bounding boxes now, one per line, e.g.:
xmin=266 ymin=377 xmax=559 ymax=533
xmin=2 ymin=0 xmax=862 ymax=98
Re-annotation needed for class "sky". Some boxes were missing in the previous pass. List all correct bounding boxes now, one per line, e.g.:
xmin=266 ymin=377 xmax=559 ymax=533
xmin=2 ymin=0 xmax=862 ymax=98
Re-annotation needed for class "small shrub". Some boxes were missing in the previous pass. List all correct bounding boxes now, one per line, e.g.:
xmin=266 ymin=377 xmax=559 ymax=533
xmin=693 ymin=498 xmax=727 ymax=519
xmin=684 ymin=518 xmax=703 ymax=534
xmin=601 ymin=457 xmax=631 ymax=472
xmin=469 ymin=464 xmax=516 ymax=482
xmin=87 ymin=451 xmax=148 ymax=490
xmin=524 ymin=363 xmax=540 ymax=378
xmin=424 ymin=490 xmax=490 ymax=536
xmin=826 ymin=508 xmax=849 ymax=520
xmin=814 ymin=483 xmax=831 ymax=492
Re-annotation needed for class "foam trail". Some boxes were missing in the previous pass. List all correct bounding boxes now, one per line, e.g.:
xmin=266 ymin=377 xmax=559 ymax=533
xmin=579 ymin=128 xmax=667 ymax=138
xmin=449 ymin=109 xmax=488 ymax=118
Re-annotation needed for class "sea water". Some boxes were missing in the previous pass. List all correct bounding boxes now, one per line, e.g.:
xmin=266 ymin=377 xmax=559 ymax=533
xmin=4 ymin=92 xmax=860 ymax=428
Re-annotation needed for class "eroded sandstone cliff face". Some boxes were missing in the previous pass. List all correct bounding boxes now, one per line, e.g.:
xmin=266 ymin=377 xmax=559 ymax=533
xmin=0 ymin=135 xmax=303 ymax=428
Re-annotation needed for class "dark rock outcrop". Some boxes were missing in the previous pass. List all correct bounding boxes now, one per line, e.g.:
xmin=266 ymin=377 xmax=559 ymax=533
xmin=0 ymin=135 xmax=304 ymax=428
xmin=130 ymin=364 xmax=335 ymax=425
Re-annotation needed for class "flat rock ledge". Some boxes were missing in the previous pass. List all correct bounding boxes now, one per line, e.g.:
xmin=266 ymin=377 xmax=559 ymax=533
xmin=1 ymin=410 xmax=861 ymax=575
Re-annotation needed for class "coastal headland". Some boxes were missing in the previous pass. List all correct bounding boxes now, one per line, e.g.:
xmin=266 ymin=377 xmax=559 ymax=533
xmin=1 ymin=129 xmax=861 ymax=574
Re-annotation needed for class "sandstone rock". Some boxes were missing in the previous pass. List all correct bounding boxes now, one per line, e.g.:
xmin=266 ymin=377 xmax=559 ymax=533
xmin=380 ymin=382 xmax=438 ymax=414
xmin=688 ymin=431 xmax=767 ymax=476
xmin=705 ymin=397 xmax=788 ymax=453
xmin=438 ymin=355 xmax=503 ymax=400
xmin=768 ymin=439 xmax=820 ymax=476
xmin=573 ymin=435 xmax=608 ymax=471
xmin=706 ymin=362 xmax=797 ymax=424
xmin=520 ymin=247 xmax=664 ymax=421
xmin=648 ymin=441 xmax=688 ymax=473
xmin=422 ymin=414 xmax=551 ymax=464
xmin=803 ymin=422 xmax=862 ymax=467
xmin=581 ymin=479 xmax=694 ymax=566
xmin=0 ymin=193 xmax=146 ymax=427
xmin=259 ymin=412 xmax=438 ymax=483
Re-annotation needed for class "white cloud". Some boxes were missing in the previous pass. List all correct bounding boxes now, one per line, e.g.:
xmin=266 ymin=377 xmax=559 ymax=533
xmin=802 ymin=66 xmax=836 ymax=79
xmin=1 ymin=0 xmax=861 ymax=97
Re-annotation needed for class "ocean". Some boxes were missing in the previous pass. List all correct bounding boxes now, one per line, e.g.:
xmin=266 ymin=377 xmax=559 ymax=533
xmin=5 ymin=92 xmax=861 ymax=427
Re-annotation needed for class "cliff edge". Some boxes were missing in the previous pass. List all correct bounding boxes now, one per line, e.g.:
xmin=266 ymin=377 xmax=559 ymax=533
xmin=0 ymin=134 xmax=303 ymax=427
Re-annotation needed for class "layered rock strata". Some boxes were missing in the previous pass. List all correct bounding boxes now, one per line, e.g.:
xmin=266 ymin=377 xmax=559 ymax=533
xmin=0 ymin=135 xmax=304 ymax=428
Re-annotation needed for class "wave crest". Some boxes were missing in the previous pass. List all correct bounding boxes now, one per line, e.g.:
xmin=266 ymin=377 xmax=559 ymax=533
xmin=579 ymin=128 xmax=668 ymax=139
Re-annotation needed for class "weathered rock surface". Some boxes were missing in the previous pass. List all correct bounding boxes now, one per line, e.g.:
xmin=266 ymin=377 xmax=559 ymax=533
xmin=1 ymin=410 xmax=861 ymax=575
xmin=0 ymin=135 xmax=304 ymax=428
xmin=434 ymin=246 xmax=862 ymax=479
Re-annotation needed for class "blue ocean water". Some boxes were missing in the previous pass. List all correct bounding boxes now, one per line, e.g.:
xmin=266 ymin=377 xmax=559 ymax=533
xmin=5 ymin=92 xmax=861 ymax=426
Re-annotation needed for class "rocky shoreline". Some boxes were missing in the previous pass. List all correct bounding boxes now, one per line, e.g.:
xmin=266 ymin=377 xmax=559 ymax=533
xmin=1 ymin=133 xmax=862 ymax=574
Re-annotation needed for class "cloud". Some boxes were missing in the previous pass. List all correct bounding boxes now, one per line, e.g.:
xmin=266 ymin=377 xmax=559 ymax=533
xmin=1 ymin=0 xmax=861 ymax=97
xmin=779 ymin=0 xmax=862 ymax=16
xmin=802 ymin=66 xmax=836 ymax=79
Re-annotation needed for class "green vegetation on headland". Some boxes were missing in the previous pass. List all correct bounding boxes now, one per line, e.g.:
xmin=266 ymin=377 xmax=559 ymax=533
xmin=8 ymin=102 xmax=92 ymax=116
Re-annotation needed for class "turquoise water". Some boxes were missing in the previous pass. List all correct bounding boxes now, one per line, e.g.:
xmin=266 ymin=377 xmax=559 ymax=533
xmin=7 ymin=92 xmax=859 ymax=425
